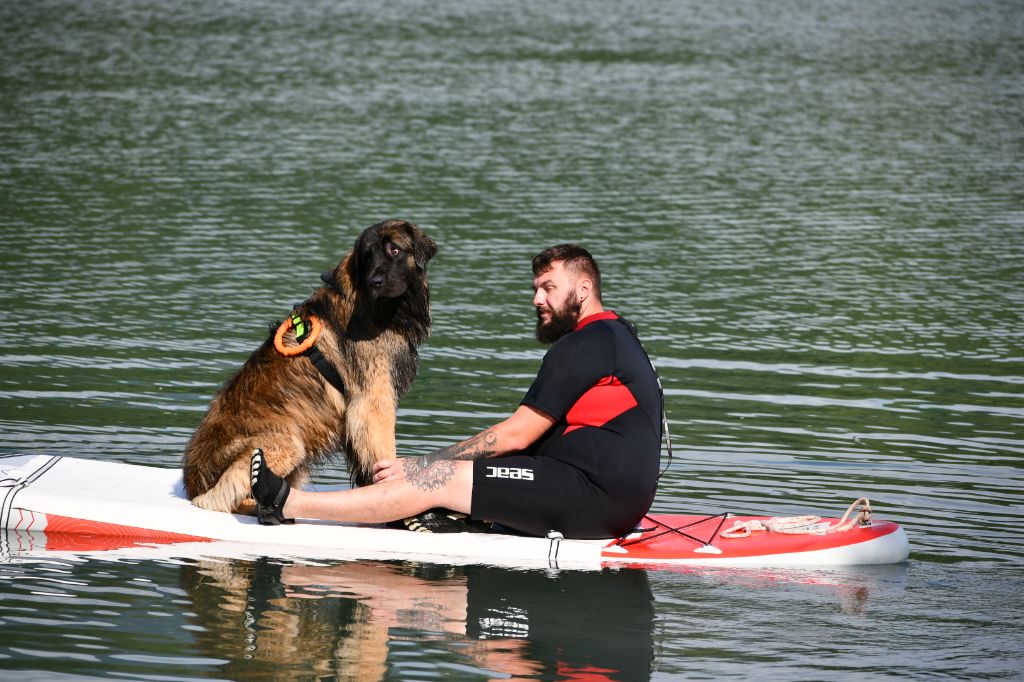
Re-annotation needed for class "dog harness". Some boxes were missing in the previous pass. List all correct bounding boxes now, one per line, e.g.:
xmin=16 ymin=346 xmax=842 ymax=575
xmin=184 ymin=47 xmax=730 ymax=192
xmin=273 ymin=313 xmax=347 ymax=398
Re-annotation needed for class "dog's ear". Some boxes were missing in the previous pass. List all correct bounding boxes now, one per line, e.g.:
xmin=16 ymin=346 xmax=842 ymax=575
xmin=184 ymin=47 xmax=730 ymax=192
xmin=330 ymin=249 xmax=360 ymax=293
xmin=350 ymin=226 xmax=380 ymax=283
xmin=407 ymin=223 xmax=438 ymax=272
xmin=320 ymin=265 xmax=348 ymax=293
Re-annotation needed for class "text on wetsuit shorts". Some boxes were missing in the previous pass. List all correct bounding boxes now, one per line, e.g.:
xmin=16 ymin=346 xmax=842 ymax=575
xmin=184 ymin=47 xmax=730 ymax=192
xmin=485 ymin=466 xmax=534 ymax=481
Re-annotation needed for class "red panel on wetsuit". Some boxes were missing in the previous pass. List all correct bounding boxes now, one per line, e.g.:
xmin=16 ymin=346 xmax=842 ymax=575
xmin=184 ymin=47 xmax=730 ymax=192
xmin=564 ymin=375 xmax=638 ymax=434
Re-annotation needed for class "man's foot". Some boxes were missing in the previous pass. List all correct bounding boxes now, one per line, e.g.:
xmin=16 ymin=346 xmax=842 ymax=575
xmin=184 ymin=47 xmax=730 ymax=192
xmin=250 ymin=448 xmax=293 ymax=526
xmin=401 ymin=508 xmax=493 ymax=534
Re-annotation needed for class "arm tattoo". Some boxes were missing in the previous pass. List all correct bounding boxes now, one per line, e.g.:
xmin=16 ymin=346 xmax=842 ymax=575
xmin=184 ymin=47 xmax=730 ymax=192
xmin=402 ymin=430 xmax=499 ymax=491
xmin=418 ymin=430 xmax=499 ymax=468
xmin=402 ymin=458 xmax=456 ymax=492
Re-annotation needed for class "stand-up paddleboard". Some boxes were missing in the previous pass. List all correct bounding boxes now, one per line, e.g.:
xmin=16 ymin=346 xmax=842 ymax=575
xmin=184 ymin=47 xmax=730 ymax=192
xmin=1 ymin=455 xmax=909 ymax=569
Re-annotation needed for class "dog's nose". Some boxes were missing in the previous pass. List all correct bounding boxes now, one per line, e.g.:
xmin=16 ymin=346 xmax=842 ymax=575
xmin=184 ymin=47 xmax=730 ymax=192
xmin=368 ymin=273 xmax=385 ymax=289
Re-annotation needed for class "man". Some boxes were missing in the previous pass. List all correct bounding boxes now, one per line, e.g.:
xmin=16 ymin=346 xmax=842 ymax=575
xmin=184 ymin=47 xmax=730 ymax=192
xmin=252 ymin=244 xmax=663 ymax=539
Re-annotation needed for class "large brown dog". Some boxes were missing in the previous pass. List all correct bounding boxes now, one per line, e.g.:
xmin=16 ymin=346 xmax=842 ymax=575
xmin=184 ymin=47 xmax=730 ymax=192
xmin=182 ymin=219 xmax=437 ymax=513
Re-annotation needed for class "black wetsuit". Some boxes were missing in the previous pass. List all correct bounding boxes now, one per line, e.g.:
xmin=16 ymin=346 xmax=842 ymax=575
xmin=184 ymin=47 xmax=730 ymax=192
xmin=470 ymin=311 xmax=662 ymax=539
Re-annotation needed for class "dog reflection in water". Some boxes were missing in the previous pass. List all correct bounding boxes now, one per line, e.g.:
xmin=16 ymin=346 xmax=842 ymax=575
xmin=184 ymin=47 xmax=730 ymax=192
xmin=178 ymin=559 xmax=657 ymax=680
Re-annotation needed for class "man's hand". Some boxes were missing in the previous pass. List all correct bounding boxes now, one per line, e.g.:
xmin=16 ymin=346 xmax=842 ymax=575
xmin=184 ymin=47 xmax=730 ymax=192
xmin=371 ymin=458 xmax=405 ymax=484
xmin=372 ymin=450 xmax=451 ymax=484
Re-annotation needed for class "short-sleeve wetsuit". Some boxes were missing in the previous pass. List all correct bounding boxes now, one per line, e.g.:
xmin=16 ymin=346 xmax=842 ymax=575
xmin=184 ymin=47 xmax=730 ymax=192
xmin=470 ymin=311 xmax=662 ymax=539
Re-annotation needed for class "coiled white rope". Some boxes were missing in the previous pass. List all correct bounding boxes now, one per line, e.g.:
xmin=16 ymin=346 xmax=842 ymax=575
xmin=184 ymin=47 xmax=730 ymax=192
xmin=720 ymin=497 xmax=872 ymax=539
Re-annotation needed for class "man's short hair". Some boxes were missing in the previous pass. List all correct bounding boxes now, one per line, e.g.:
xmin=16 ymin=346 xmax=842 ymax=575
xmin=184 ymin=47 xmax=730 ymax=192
xmin=532 ymin=244 xmax=602 ymax=299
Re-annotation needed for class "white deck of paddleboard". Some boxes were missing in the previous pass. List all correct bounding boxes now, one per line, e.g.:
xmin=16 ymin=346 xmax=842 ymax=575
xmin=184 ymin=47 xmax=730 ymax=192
xmin=1 ymin=454 xmax=909 ymax=569
xmin=1 ymin=454 xmax=607 ymax=569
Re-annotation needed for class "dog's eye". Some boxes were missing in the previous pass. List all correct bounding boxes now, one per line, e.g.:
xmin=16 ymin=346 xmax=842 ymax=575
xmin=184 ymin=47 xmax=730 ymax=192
xmin=386 ymin=242 xmax=401 ymax=257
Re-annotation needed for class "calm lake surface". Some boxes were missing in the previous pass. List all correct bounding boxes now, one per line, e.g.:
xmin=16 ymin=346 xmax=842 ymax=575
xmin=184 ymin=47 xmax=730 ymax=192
xmin=2 ymin=0 xmax=1022 ymax=679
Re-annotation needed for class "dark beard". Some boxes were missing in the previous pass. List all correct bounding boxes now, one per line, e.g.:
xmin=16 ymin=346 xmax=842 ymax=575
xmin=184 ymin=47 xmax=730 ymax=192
xmin=535 ymin=297 xmax=582 ymax=344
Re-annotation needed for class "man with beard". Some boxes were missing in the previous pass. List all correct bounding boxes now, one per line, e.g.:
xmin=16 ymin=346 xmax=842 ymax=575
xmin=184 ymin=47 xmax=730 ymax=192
xmin=251 ymin=244 xmax=663 ymax=539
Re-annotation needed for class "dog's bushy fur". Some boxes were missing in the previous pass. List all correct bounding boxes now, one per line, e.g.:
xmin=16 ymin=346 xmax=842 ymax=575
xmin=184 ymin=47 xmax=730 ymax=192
xmin=182 ymin=219 xmax=437 ymax=513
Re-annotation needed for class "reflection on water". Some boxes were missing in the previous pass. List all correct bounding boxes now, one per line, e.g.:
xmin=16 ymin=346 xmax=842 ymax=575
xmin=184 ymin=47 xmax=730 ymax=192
xmin=2 ymin=542 xmax=917 ymax=681
xmin=179 ymin=558 xmax=656 ymax=681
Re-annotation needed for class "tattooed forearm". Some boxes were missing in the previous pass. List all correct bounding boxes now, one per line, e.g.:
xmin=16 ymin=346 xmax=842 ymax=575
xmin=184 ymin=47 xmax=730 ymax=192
xmin=400 ymin=430 xmax=500 ymax=492
xmin=418 ymin=430 xmax=499 ymax=467
xmin=402 ymin=458 xmax=455 ymax=492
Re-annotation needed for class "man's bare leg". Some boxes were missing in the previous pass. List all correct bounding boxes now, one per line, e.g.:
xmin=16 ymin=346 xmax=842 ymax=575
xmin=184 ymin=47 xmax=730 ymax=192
xmin=278 ymin=459 xmax=474 ymax=524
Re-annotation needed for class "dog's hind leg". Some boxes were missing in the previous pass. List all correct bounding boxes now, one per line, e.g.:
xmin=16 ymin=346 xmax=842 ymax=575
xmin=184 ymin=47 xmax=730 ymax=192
xmin=190 ymin=456 xmax=253 ymax=513
xmin=190 ymin=437 xmax=309 ymax=514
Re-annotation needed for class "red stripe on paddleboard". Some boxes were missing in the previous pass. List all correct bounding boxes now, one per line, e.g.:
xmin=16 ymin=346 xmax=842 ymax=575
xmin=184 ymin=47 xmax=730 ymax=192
xmin=40 ymin=513 xmax=213 ymax=552
xmin=13 ymin=509 xmax=30 ymax=531
xmin=13 ymin=509 xmax=45 ymax=532
xmin=604 ymin=513 xmax=902 ymax=561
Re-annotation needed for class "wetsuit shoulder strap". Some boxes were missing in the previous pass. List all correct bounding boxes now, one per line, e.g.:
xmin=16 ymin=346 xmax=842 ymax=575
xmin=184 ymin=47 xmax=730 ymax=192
xmin=614 ymin=314 xmax=640 ymax=339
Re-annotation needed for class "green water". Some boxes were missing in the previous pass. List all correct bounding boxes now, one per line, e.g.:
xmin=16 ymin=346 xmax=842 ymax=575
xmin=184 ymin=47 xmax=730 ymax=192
xmin=1 ymin=0 xmax=1022 ymax=679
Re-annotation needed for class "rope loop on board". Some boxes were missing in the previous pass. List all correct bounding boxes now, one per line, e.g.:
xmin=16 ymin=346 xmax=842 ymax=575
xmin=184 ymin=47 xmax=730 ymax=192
xmin=274 ymin=313 xmax=323 ymax=356
xmin=720 ymin=497 xmax=872 ymax=539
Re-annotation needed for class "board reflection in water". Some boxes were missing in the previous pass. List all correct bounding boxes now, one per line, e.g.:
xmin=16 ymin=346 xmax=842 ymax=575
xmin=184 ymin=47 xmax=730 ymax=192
xmin=179 ymin=558 xmax=657 ymax=681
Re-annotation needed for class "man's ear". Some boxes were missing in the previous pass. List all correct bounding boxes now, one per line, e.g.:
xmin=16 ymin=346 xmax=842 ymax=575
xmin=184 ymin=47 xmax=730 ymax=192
xmin=576 ymin=277 xmax=593 ymax=302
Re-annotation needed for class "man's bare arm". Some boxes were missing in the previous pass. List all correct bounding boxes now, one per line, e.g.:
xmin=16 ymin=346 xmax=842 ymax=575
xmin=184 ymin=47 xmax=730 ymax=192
xmin=416 ymin=429 xmax=500 ymax=467
xmin=382 ymin=405 xmax=556 ymax=487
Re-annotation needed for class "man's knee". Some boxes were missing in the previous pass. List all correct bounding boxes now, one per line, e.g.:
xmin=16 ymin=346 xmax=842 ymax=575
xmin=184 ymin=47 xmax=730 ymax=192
xmin=434 ymin=460 xmax=474 ymax=514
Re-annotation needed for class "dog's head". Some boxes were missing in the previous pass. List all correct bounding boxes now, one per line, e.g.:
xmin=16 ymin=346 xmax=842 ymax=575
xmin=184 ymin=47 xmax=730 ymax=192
xmin=335 ymin=219 xmax=437 ymax=300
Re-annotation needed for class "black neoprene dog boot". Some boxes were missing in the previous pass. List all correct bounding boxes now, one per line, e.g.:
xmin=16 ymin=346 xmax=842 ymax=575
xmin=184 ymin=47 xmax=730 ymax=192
xmin=250 ymin=448 xmax=294 ymax=526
